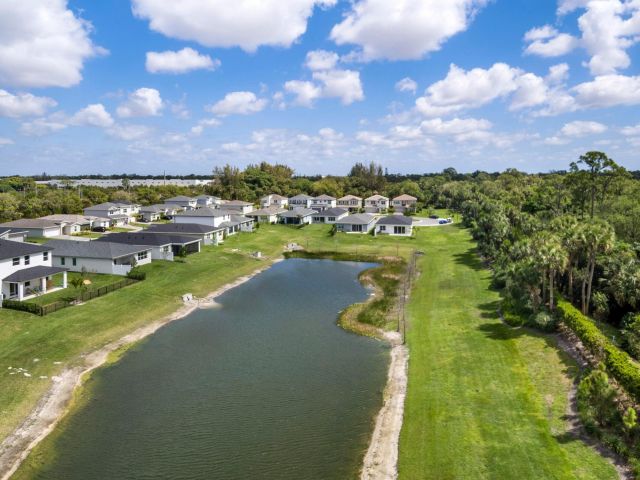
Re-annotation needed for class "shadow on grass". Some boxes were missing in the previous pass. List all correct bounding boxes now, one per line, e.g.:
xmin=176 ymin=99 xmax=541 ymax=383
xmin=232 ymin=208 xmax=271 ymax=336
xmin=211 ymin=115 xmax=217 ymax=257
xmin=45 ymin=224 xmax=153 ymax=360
xmin=478 ymin=322 xmax=527 ymax=340
xmin=478 ymin=300 xmax=501 ymax=320
xmin=452 ymin=247 xmax=484 ymax=272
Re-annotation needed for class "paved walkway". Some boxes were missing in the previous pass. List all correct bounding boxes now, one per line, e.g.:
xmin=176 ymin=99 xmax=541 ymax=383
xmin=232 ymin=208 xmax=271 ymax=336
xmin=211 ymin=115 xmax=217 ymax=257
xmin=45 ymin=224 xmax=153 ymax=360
xmin=411 ymin=217 xmax=453 ymax=227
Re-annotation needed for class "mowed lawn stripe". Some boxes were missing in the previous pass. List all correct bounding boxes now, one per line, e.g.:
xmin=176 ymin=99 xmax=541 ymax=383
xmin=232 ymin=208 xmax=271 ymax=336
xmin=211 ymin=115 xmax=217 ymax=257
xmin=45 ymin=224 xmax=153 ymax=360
xmin=398 ymin=225 xmax=617 ymax=480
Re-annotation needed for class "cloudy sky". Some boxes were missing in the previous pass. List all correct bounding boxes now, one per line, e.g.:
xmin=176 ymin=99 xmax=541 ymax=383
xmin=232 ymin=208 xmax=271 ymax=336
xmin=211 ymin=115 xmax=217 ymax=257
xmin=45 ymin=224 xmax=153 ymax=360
xmin=0 ymin=0 xmax=639 ymax=176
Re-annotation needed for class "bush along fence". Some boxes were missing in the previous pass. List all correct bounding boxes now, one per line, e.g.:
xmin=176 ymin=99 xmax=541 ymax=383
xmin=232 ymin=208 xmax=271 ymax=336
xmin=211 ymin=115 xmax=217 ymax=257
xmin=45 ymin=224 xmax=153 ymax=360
xmin=556 ymin=298 xmax=640 ymax=402
xmin=1 ymin=277 xmax=142 ymax=316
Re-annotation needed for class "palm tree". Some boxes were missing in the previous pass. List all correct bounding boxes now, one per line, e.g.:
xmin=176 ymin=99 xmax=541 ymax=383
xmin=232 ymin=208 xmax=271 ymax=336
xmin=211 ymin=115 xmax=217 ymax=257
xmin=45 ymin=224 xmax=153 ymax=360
xmin=533 ymin=232 xmax=567 ymax=311
xmin=579 ymin=220 xmax=615 ymax=315
xmin=550 ymin=215 xmax=581 ymax=301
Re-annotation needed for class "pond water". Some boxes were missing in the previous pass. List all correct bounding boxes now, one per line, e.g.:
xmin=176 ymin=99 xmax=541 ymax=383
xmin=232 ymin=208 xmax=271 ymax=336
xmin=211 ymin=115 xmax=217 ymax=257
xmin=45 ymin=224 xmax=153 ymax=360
xmin=30 ymin=259 xmax=389 ymax=480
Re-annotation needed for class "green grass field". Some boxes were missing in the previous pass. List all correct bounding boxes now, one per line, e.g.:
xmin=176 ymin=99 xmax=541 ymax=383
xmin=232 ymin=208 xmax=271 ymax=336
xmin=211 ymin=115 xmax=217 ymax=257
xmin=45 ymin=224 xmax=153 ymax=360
xmin=398 ymin=225 xmax=616 ymax=479
xmin=1 ymin=223 xmax=617 ymax=479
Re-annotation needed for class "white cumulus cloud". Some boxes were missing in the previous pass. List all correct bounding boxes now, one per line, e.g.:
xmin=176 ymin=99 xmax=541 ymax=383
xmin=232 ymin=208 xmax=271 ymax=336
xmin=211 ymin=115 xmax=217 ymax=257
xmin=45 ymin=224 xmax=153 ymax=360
xmin=69 ymin=104 xmax=114 ymax=128
xmin=330 ymin=0 xmax=488 ymax=61
xmin=132 ymin=0 xmax=336 ymax=52
xmin=523 ymin=25 xmax=579 ymax=57
xmin=0 ymin=90 xmax=57 ymax=118
xmin=560 ymin=120 xmax=607 ymax=137
xmin=395 ymin=78 xmax=418 ymax=94
xmin=146 ymin=48 xmax=220 ymax=74
xmin=207 ymin=91 xmax=267 ymax=116
xmin=117 ymin=88 xmax=164 ymax=118
xmin=0 ymin=0 xmax=105 ymax=88
xmin=305 ymin=50 xmax=339 ymax=71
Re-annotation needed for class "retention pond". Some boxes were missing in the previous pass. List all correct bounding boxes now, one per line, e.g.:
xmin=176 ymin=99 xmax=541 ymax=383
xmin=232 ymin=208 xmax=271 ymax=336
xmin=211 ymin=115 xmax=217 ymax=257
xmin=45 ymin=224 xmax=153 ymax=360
xmin=24 ymin=259 xmax=389 ymax=480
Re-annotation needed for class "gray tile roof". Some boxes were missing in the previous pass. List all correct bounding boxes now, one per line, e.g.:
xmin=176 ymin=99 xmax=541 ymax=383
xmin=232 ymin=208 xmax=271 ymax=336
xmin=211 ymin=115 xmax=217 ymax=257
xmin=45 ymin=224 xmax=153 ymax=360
xmin=95 ymin=232 xmax=200 ymax=247
xmin=312 ymin=207 xmax=348 ymax=217
xmin=165 ymin=195 xmax=195 ymax=202
xmin=174 ymin=207 xmax=229 ymax=218
xmin=280 ymin=208 xmax=316 ymax=217
xmin=289 ymin=194 xmax=313 ymax=201
xmin=0 ymin=239 xmax=52 ymax=261
xmin=3 ymin=265 xmax=68 ymax=283
xmin=0 ymin=219 xmax=61 ymax=229
xmin=224 ymin=200 xmax=253 ymax=206
xmin=85 ymin=202 xmax=119 ymax=210
xmin=246 ymin=207 xmax=287 ymax=216
xmin=146 ymin=223 xmax=224 ymax=234
xmin=376 ymin=215 xmax=413 ymax=226
xmin=46 ymin=239 xmax=151 ymax=259
xmin=337 ymin=213 xmax=376 ymax=225
xmin=313 ymin=194 xmax=336 ymax=200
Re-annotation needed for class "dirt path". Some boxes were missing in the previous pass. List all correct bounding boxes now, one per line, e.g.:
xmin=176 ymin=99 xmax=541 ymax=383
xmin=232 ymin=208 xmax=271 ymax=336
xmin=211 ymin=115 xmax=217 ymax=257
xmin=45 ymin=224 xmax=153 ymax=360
xmin=0 ymin=259 xmax=281 ymax=480
xmin=361 ymin=331 xmax=409 ymax=480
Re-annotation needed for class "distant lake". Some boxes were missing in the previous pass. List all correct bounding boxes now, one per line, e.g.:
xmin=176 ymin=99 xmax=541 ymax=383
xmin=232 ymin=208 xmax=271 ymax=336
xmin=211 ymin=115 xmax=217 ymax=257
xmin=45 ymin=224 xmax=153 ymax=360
xmin=29 ymin=259 xmax=389 ymax=480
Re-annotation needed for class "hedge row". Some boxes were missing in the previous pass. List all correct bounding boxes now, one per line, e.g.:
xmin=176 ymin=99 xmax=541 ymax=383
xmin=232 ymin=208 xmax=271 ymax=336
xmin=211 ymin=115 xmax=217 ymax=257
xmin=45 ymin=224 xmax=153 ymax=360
xmin=557 ymin=299 xmax=640 ymax=401
xmin=1 ymin=299 xmax=42 ymax=315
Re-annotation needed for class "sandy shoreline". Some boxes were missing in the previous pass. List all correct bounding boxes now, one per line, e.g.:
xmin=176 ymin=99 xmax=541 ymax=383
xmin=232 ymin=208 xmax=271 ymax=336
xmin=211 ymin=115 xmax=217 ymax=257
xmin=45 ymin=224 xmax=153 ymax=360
xmin=361 ymin=331 xmax=408 ymax=480
xmin=0 ymin=259 xmax=281 ymax=480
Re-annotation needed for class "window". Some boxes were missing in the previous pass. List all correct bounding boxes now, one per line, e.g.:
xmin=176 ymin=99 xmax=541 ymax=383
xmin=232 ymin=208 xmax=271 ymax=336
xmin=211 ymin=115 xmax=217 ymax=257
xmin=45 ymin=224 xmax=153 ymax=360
xmin=72 ymin=258 xmax=77 ymax=266
xmin=137 ymin=251 xmax=148 ymax=261
xmin=328 ymin=217 xmax=335 ymax=222
xmin=61 ymin=257 xmax=65 ymax=266
xmin=43 ymin=252 xmax=49 ymax=261
xmin=394 ymin=226 xmax=406 ymax=234
xmin=25 ymin=281 xmax=31 ymax=287
xmin=24 ymin=255 xmax=30 ymax=265
xmin=12 ymin=257 xmax=19 ymax=266
xmin=379 ymin=225 xmax=386 ymax=231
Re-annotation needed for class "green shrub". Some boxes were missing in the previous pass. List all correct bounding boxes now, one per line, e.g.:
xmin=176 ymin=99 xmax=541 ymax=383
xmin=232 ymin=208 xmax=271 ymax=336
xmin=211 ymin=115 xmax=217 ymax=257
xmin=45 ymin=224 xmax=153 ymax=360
xmin=1 ymin=300 xmax=42 ymax=315
xmin=126 ymin=268 xmax=146 ymax=281
xmin=557 ymin=299 xmax=640 ymax=401
xmin=528 ymin=310 xmax=557 ymax=332
xmin=622 ymin=313 xmax=640 ymax=360
xmin=501 ymin=300 xmax=524 ymax=327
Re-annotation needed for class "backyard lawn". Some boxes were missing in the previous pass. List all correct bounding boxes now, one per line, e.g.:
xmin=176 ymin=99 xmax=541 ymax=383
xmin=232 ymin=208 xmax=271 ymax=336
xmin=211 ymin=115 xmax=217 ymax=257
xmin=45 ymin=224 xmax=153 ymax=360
xmin=398 ymin=225 xmax=617 ymax=479
xmin=26 ymin=272 xmax=123 ymax=306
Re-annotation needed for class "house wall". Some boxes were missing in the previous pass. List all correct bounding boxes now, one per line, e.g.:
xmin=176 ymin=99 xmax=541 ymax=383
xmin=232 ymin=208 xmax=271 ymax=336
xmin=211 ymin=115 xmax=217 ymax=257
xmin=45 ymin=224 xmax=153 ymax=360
xmin=375 ymin=224 xmax=413 ymax=236
xmin=336 ymin=222 xmax=375 ymax=233
xmin=174 ymin=215 xmax=229 ymax=228
xmin=52 ymin=253 xmax=151 ymax=275
xmin=1 ymin=251 xmax=52 ymax=299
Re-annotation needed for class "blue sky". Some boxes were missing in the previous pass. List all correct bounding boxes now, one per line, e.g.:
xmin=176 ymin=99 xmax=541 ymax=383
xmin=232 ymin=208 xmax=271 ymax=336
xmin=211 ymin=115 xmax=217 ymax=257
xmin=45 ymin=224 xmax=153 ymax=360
xmin=0 ymin=0 xmax=639 ymax=175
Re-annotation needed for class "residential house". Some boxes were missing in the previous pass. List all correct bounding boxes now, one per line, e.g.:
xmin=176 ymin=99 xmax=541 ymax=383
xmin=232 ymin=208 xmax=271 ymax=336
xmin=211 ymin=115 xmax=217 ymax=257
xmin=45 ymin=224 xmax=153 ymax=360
xmin=311 ymin=208 xmax=349 ymax=224
xmin=139 ymin=205 xmax=165 ymax=222
xmin=335 ymin=213 xmax=377 ymax=234
xmin=0 ymin=239 xmax=67 ymax=301
xmin=96 ymin=232 xmax=201 ymax=259
xmin=83 ymin=202 xmax=131 ymax=227
xmin=364 ymin=195 xmax=389 ymax=213
xmin=146 ymin=223 xmax=225 ymax=245
xmin=113 ymin=202 xmax=140 ymax=216
xmin=195 ymin=195 xmax=222 ymax=208
xmin=0 ymin=227 xmax=27 ymax=242
xmin=164 ymin=195 xmax=198 ymax=211
xmin=288 ymin=194 xmax=314 ymax=210
xmin=260 ymin=194 xmax=289 ymax=209
xmin=220 ymin=200 xmax=254 ymax=214
xmin=160 ymin=204 xmax=182 ymax=218
xmin=40 ymin=214 xmax=93 ymax=234
xmin=47 ymin=240 xmax=152 ymax=276
xmin=173 ymin=207 xmax=230 ymax=228
xmin=392 ymin=194 xmax=418 ymax=213
xmin=375 ymin=215 xmax=414 ymax=236
xmin=246 ymin=207 xmax=287 ymax=224
xmin=279 ymin=208 xmax=316 ymax=225
xmin=310 ymin=194 xmax=337 ymax=211
xmin=0 ymin=219 xmax=62 ymax=238
xmin=337 ymin=195 xmax=362 ymax=212
xmin=220 ymin=215 xmax=255 ymax=235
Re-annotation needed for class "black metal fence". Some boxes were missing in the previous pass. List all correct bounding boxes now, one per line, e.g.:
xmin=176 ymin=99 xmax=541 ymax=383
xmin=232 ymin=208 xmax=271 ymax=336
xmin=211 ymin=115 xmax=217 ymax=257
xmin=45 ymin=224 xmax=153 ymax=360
xmin=2 ymin=278 xmax=140 ymax=316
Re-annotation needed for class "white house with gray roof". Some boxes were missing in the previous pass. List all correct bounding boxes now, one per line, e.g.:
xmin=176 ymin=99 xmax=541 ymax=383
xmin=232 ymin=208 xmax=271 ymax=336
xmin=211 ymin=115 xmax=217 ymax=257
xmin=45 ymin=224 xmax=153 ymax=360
xmin=375 ymin=215 xmax=414 ymax=236
xmin=246 ymin=207 xmax=287 ymax=224
xmin=364 ymin=195 xmax=389 ymax=213
xmin=47 ymin=240 xmax=152 ymax=275
xmin=310 ymin=194 xmax=337 ymax=211
xmin=0 ymin=239 xmax=68 ymax=302
xmin=0 ymin=219 xmax=62 ymax=238
xmin=311 ymin=208 xmax=349 ymax=224
xmin=83 ymin=202 xmax=133 ymax=226
xmin=164 ymin=196 xmax=198 ymax=211
xmin=335 ymin=213 xmax=377 ymax=234
xmin=260 ymin=194 xmax=288 ymax=209
xmin=337 ymin=195 xmax=362 ymax=212
xmin=220 ymin=200 xmax=254 ymax=214
xmin=146 ymin=223 xmax=225 ymax=245
xmin=288 ymin=194 xmax=314 ymax=210
xmin=173 ymin=207 xmax=230 ymax=228
xmin=279 ymin=208 xmax=316 ymax=225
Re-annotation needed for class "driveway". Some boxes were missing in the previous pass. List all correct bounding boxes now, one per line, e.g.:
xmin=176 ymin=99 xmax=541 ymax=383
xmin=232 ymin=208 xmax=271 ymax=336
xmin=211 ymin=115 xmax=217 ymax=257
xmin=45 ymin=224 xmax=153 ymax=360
xmin=412 ymin=217 xmax=454 ymax=227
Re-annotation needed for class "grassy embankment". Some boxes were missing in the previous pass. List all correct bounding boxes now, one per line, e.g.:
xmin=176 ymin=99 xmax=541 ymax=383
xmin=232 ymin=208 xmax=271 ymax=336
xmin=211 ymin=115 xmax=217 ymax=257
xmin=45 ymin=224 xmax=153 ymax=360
xmin=398 ymin=224 xmax=617 ymax=479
